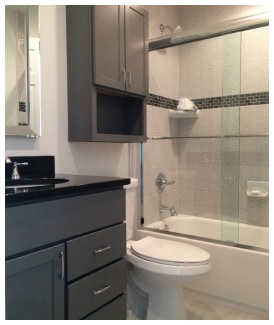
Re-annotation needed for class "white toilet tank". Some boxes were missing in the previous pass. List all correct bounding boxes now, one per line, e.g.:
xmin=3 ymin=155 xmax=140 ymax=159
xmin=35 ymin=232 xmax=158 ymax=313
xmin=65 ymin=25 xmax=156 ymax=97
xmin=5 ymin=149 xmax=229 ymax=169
xmin=124 ymin=178 xmax=139 ymax=240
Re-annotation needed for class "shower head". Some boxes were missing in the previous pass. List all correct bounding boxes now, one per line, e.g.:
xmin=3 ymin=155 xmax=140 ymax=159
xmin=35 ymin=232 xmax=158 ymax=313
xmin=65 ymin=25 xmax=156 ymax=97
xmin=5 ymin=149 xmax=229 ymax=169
xmin=160 ymin=24 xmax=183 ymax=35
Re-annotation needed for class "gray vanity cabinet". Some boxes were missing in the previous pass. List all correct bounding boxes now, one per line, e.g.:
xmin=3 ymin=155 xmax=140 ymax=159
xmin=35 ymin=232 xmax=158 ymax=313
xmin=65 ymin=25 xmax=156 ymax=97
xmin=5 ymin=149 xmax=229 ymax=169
xmin=93 ymin=5 xmax=148 ymax=97
xmin=66 ymin=5 xmax=147 ymax=143
xmin=5 ymin=189 xmax=127 ymax=320
xmin=5 ymin=244 xmax=65 ymax=320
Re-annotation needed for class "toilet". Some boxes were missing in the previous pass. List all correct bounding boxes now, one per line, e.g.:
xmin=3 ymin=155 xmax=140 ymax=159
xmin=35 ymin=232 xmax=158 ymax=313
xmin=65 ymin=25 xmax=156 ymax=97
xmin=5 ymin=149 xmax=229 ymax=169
xmin=124 ymin=179 xmax=212 ymax=320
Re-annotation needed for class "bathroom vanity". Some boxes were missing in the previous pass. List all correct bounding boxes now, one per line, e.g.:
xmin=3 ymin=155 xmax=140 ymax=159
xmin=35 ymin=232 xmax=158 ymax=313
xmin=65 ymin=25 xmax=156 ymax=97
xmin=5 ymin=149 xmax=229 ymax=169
xmin=5 ymin=156 xmax=130 ymax=320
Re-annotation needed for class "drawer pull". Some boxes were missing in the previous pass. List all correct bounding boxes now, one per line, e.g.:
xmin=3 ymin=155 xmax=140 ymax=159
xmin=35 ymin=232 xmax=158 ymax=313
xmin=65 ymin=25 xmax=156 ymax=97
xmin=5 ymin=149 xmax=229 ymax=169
xmin=93 ymin=245 xmax=111 ymax=254
xmin=58 ymin=251 xmax=65 ymax=280
xmin=92 ymin=284 xmax=111 ymax=295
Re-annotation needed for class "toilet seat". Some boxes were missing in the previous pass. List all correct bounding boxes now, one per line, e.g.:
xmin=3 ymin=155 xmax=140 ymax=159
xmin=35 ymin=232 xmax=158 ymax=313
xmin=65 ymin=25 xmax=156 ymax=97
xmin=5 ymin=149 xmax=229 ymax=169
xmin=130 ymin=236 xmax=210 ymax=266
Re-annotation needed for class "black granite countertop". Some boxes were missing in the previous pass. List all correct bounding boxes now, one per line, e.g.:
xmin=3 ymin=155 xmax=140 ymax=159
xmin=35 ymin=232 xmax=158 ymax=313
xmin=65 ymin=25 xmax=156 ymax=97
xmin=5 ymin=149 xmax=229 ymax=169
xmin=5 ymin=174 xmax=130 ymax=207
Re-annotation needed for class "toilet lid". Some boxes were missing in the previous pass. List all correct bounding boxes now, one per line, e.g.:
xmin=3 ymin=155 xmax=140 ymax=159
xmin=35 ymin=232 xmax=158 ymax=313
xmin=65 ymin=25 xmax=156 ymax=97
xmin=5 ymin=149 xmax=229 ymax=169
xmin=131 ymin=236 xmax=210 ymax=266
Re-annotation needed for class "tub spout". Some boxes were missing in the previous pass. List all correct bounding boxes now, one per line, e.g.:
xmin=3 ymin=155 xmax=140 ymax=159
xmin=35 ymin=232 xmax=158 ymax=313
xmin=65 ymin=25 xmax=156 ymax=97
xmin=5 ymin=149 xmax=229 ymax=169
xmin=159 ymin=204 xmax=178 ymax=216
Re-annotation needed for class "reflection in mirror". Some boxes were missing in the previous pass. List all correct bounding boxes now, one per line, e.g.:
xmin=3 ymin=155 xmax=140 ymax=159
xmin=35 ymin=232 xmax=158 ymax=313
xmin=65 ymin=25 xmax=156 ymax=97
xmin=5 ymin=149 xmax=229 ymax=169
xmin=5 ymin=5 xmax=41 ymax=137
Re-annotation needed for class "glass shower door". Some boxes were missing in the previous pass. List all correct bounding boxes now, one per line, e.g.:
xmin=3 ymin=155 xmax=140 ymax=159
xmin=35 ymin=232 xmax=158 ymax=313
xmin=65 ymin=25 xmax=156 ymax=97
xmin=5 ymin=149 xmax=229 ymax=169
xmin=221 ymin=32 xmax=241 ymax=244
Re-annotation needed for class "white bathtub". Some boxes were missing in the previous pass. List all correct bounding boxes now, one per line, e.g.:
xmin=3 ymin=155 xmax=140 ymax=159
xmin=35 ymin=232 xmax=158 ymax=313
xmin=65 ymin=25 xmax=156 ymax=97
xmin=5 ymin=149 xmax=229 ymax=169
xmin=136 ymin=215 xmax=269 ymax=318
xmin=147 ymin=214 xmax=269 ymax=249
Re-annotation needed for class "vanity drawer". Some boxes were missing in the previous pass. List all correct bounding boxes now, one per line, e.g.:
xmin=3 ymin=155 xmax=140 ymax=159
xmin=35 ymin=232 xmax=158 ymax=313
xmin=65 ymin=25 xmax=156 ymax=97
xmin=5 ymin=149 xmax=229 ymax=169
xmin=67 ymin=223 xmax=126 ymax=281
xmin=68 ymin=259 xmax=126 ymax=320
xmin=83 ymin=294 xmax=126 ymax=320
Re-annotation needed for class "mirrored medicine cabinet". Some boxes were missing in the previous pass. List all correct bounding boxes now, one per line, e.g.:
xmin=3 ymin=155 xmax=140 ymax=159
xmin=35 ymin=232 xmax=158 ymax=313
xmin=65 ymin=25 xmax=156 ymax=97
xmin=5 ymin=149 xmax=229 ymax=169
xmin=5 ymin=5 xmax=41 ymax=137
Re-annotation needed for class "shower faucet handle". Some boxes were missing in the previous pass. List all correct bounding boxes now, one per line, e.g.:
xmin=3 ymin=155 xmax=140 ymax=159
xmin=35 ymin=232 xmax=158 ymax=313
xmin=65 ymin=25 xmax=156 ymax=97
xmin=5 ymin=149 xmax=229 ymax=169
xmin=155 ymin=173 xmax=175 ymax=192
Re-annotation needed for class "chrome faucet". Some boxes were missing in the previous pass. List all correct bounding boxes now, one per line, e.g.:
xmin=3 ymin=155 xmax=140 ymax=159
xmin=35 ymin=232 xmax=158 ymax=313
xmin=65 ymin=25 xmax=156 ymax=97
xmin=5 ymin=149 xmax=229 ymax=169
xmin=159 ymin=204 xmax=178 ymax=216
xmin=6 ymin=158 xmax=29 ymax=180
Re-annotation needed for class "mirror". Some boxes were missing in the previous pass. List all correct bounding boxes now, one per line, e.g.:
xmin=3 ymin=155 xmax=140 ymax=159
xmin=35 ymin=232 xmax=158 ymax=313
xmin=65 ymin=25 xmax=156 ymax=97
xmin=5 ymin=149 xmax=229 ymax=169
xmin=5 ymin=5 xmax=41 ymax=137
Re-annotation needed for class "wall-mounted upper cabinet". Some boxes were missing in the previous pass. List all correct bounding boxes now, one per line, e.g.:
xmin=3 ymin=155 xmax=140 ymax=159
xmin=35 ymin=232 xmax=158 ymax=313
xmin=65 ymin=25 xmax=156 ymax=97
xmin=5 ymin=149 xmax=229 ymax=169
xmin=93 ymin=6 xmax=148 ymax=97
xmin=66 ymin=5 xmax=148 ymax=143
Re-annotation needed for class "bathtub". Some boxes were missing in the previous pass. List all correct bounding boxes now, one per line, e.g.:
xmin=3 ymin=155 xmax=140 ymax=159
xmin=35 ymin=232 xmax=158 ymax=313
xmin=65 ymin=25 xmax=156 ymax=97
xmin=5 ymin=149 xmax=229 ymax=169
xmin=146 ymin=214 xmax=269 ymax=249
xmin=136 ymin=215 xmax=269 ymax=318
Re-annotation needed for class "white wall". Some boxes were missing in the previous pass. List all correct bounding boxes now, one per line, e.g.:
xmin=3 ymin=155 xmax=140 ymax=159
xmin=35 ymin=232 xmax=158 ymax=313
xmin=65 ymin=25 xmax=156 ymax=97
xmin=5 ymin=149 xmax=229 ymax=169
xmin=5 ymin=5 xmax=129 ymax=178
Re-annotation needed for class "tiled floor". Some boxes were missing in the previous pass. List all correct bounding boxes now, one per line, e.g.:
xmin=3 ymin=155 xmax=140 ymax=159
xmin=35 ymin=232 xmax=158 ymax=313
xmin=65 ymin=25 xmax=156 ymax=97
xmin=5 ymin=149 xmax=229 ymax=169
xmin=127 ymin=293 xmax=268 ymax=320
xmin=185 ymin=295 xmax=268 ymax=320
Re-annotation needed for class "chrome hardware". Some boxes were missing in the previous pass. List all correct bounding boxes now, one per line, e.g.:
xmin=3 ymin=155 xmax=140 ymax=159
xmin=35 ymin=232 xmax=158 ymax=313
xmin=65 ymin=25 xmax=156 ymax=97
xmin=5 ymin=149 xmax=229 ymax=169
xmin=122 ymin=69 xmax=126 ymax=87
xmin=5 ymin=157 xmax=12 ymax=164
xmin=159 ymin=204 xmax=178 ymax=216
xmin=11 ymin=161 xmax=29 ymax=180
xmin=59 ymin=251 xmax=65 ymax=280
xmin=93 ymin=245 xmax=111 ymax=254
xmin=126 ymin=70 xmax=132 ymax=88
xmin=92 ymin=284 xmax=111 ymax=295
xmin=155 ymin=173 xmax=175 ymax=192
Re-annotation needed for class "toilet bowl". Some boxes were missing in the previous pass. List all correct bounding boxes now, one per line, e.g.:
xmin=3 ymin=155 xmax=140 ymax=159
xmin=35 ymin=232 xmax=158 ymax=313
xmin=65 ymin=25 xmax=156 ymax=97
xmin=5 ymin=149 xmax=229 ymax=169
xmin=127 ymin=236 xmax=211 ymax=320
xmin=124 ymin=179 xmax=211 ymax=320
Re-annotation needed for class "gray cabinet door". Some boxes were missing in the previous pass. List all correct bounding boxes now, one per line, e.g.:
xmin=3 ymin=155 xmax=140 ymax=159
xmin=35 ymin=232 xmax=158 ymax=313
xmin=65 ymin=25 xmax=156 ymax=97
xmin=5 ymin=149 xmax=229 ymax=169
xmin=125 ymin=6 xmax=148 ymax=96
xmin=5 ymin=244 xmax=65 ymax=320
xmin=93 ymin=5 xmax=148 ymax=96
xmin=93 ymin=5 xmax=125 ymax=91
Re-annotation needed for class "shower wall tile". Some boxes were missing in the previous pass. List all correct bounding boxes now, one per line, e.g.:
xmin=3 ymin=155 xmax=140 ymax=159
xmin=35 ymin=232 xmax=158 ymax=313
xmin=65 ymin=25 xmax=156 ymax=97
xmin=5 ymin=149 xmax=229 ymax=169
xmin=200 ymin=37 xmax=223 ymax=70
xmin=200 ymin=68 xmax=223 ymax=99
xmin=223 ymin=33 xmax=241 ymax=67
xmin=240 ymin=137 xmax=269 ymax=166
xmin=178 ymin=108 xmax=222 ymax=137
xmin=239 ymin=164 xmax=269 ymax=226
xmin=222 ymin=107 xmax=240 ymax=135
xmin=180 ymin=41 xmax=202 ymax=72
xmin=241 ymin=61 xmax=269 ymax=94
xmin=240 ymin=104 xmax=269 ymax=135
xmin=178 ymin=138 xmax=222 ymax=220
xmin=222 ymin=65 xmax=241 ymax=96
xmin=241 ymin=27 xmax=269 ymax=64
xmin=142 ymin=137 xmax=179 ymax=226
xmin=178 ymin=138 xmax=201 ymax=165
xmin=199 ymin=190 xmax=222 ymax=220
xmin=179 ymin=70 xmax=202 ymax=99
xmin=149 ymin=47 xmax=180 ymax=100
xmin=146 ymin=105 xmax=178 ymax=138
xmin=241 ymin=26 xmax=269 ymax=95
xmin=178 ymin=189 xmax=202 ymax=217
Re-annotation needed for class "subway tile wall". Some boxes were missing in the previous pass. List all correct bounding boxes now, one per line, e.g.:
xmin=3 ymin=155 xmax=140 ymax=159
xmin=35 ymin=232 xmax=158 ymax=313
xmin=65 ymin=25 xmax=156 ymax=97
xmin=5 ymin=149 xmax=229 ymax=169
xmin=142 ymin=26 xmax=269 ymax=228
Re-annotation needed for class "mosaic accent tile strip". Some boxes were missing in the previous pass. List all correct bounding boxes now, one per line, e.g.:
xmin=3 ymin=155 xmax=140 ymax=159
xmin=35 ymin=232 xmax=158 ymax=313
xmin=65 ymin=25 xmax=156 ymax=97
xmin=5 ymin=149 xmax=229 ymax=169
xmin=146 ymin=93 xmax=178 ymax=110
xmin=146 ymin=92 xmax=269 ymax=110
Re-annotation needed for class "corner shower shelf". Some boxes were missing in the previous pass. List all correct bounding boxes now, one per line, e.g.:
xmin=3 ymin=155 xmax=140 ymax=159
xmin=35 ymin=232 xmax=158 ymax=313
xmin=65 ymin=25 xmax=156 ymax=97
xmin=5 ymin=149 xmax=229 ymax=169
xmin=168 ymin=109 xmax=199 ymax=118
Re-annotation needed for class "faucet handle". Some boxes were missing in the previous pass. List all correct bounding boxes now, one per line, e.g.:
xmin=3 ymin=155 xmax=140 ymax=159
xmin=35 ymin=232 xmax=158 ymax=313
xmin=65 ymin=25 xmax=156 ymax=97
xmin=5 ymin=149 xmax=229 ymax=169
xmin=155 ymin=173 xmax=175 ymax=192
xmin=11 ymin=161 xmax=28 ymax=180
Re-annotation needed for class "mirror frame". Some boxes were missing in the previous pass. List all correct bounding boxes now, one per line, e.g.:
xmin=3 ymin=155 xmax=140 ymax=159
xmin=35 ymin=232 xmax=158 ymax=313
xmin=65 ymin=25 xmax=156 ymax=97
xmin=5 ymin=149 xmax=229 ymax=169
xmin=5 ymin=5 xmax=41 ymax=138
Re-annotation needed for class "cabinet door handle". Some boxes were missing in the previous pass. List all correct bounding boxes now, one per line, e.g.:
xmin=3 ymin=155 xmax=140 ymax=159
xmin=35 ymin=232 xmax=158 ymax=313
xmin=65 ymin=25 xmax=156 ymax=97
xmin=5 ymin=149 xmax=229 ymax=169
xmin=126 ymin=70 xmax=132 ymax=88
xmin=122 ymin=69 xmax=126 ymax=87
xmin=92 ymin=284 xmax=111 ymax=295
xmin=58 ymin=251 xmax=64 ymax=280
xmin=93 ymin=245 xmax=111 ymax=254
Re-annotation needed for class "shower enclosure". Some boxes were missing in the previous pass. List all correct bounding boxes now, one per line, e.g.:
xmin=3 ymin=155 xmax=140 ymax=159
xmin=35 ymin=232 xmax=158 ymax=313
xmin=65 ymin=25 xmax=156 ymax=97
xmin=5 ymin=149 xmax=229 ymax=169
xmin=139 ymin=18 xmax=269 ymax=251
